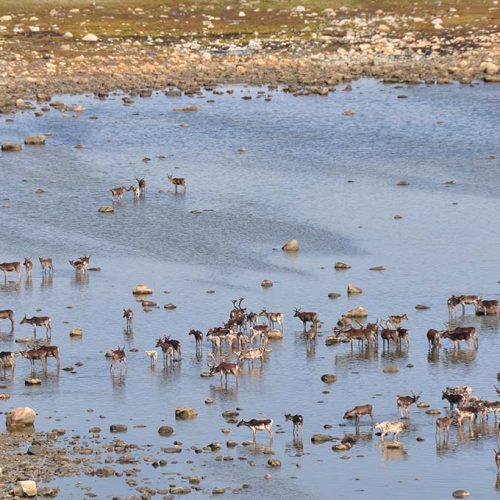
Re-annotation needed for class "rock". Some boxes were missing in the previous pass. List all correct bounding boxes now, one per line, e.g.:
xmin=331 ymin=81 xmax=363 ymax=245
xmin=24 ymin=378 xmax=41 ymax=386
xmin=383 ymin=366 xmax=399 ymax=374
xmin=222 ymin=410 xmax=239 ymax=418
xmin=69 ymin=327 xmax=83 ymax=337
xmin=334 ymin=262 xmax=351 ymax=270
xmin=175 ymin=407 xmax=198 ymax=419
xmin=212 ymin=487 xmax=226 ymax=494
xmin=1 ymin=143 xmax=22 ymax=152
xmin=13 ymin=481 xmax=37 ymax=497
xmin=267 ymin=459 xmax=281 ymax=467
xmin=347 ymin=283 xmax=362 ymax=294
xmin=480 ymin=62 xmax=498 ymax=75
xmin=169 ymin=486 xmax=191 ymax=494
xmin=35 ymin=188 xmax=46 ymax=194
xmin=158 ymin=425 xmax=174 ymax=436
xmin=89 ymin=427 xmax=101 ymax=433
xmin=369 ymin=266 xmax=386 ymax=271
xmin=63 ymin=32 xmax=73 ymax=39
xmin=325 ymin=336 xmax=341 ymax=345
xmin=328 ymin=292 xmax=341 ymax=299
xmin=132 ymin=284 xmax=152 ymax=295
xmin=425 ymin=409 xmax=441 ymax=415
xmin=141 ymin=300 xmax=157 ymax=308
xmin=417 ymin=402 xmax=430 ymax=408
xmin=332 ymin=443 xmax=351 ymax=451
xmin=394 ymin=214 xmax=403 ymax=219
xmin=342 ymin=110 xmax=355 ymax=116
xmin=264 ymin=473 xmax=272 ymax=480
xmin=397 ymin=180 xmax=409 ymax=186
xmin=452 ymin=491 xmax=470 ymax=499
xmin=415 ymin=304 xmax=430 ymax=310
xmin=98 ymin=206 xmax=114 ymax=213
xmin=164 ymin=303 xmax=176 ymax=310
xmin=321 ymin=374 xmax=337 ymax=384
xmin=311 ymin=434 xmax=334 ymax=443
xmin=110 ymin=424 xmax=128 ymax=433
xmin=226 ymin=440 xmax=238 ymax=448
xmin=6 ymin=407 xmax=36 ymax=428
xmin=27 ymin=444 xmax=42 ymax=455
xmin=24 ymin=135 xmax=46 ymax=145
xmin=173 ymin=105 xmax=198 ymax=112
xmin=282 ymin=239 xmax=299 ymax=251
xmin=0 ymin=394 xmax=11 ymax=399
xmin=385 ymin=441 xmax=403 ymax=449
xmin=261 ymin=279 xmax=273 ymax=288
xmin=268 ymin=329 xmax=283 ymax=339
xmin=82 ymin=33 xmax=98 ymax=42
xmin=344 ymin=307 xmax=368 ymax=318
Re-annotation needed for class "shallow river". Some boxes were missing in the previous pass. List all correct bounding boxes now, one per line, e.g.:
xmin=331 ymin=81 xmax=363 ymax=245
xmin=0 ymin=79 xmax=499 ymax=499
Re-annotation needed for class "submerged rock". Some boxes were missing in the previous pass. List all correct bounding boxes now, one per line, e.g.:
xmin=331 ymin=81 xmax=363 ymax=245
xmin=175 ymin=407 xmax=198 ymax=419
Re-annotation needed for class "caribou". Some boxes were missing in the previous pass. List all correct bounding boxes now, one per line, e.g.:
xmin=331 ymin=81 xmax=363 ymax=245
xmin=39 ymin=256 xmax=54 ymax=274
xmin=293 ymin=308 xmax=318 ymax=332
xmin=237 ymin=418 xmax=273 ymax=441
xmin=375 ymin=421 xmax=406 ymax=441
xmin=110 ymin=186 xmax=128 ymax=201
xmin=20 ymin=314 xmax=52 ymax=338
xmin=396 ymin=392 xmax=421 ymax=419
xmin=123 ymin=309 xmax=133 ymax=331
xmin=109 ymin=346 xmax=127 ymax=372
xmin=0 ymin=261 xmax=21 ymax=281
xmin=23 ymin=258 xmax=33 ymax=275
xmin=285 ymin=413 xmax=304 ymax=439
xmin=343 ymin=404 xmax=374 ymax=427
xmin=168 ymin=173 xmax=186 ymax=193
xmin=259 ymin=309 xmax=284 ymax=332
xmin=0 ymin=309 xmax=15 ymax=333
xmin=209 ymin=361 xmax=239 ymax=386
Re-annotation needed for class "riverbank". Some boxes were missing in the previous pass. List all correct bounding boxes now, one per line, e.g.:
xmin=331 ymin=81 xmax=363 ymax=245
xmin=0 ymin=0 xmax=499 ymax=113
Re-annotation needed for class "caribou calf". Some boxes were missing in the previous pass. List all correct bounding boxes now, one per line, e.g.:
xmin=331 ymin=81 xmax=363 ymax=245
xmin=109 ymin=347 xmax=127 ymax=372
xmin=435 ymin=415 xmax=454 ymax=440
xmin=23 ymin=258 xmax=33 ymax=275
xmin=123 ymin=309 xmax=133 ymax=330
xmin=20 ymin=348 xmax=47 ymax=372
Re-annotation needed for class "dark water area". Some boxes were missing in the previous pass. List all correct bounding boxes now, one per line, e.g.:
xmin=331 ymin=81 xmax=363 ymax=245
xmin=0 ymin=79 xmax=499 ymax=498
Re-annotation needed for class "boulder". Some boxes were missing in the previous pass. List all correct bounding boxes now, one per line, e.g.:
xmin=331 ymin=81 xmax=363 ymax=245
xmin=132 ymin=284 xmax=152 ymax=295
xmin=82 ymin=33 xmax=98 ymax=42
xmin=282 ymin=239 xmax=299 ymax=251
xmin=325 ymin=335 xmax=341 ymax=345
xmin=311 ymin=434 xmax=334 ymax=443
xmin=1 ymin=143 xmax=22 ymax=152
xmin=24 ymin=135 xmax=46 ymax=145
xmin=480 ymin=62 xmax=498 ymax=75
xmin=173 ymin=105 xmax=198 ymax=112
xmin=24 ymin=378 xmax=41 ymax=386
xmin=343 ymin=307 xmax=368 ymax=318
xmin=347 ymin=283 xmax=362 ymax=294
xmin=334 ymin=262 xmax=351 ymax=270
xmin=6 ymin=407 xmax=36 ymax=428
xmin=164 ymin=303 xmax=176 ymax=310
xmin=13 ymin=481 xmax=37 ymax=498
xmin=110 ymin=424 xmax=127 ymax=433
xmin=69 ymin=327 xmax=83 ymax=337
xmin=452 ymin=491 xmax=470 ymax=499
xmin=158 ymin=425 xmax=174 ymax=436
xmin=321 ymin=374 xmax=337 ymax=384
xmin=175 ymin=407 xmax=198 ymax=419
xmin=98 ymin=206 xmax=114 ymax=213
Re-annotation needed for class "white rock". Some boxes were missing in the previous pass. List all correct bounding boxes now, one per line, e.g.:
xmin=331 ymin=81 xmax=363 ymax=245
xmin=63 ymin=31 xmax=73 ymax=38
xmin=431 ymin=18 xmax=443 ymax=25
xmin=238 ymin=11 xmax=246 ymax=17
xmin=82 ymin=33 xmax=98 ymax=42
xmin=0 ymin=15 xmax=13 ymax=22
xmin=292 ymin=6 xmax=306 ymax=13
xmin=6 ymin=407 xmax=36 ymax=428
xmin=14 ymin=481 xmax=37 ymax=498
xmin=29 ymin=26 xmax=40 ymax=32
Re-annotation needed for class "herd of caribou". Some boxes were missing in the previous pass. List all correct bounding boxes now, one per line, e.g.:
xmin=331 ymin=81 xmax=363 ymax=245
xmin=109 ymin=174 xmax=186 ymax=202
xmin=0 ymin=259 xmax=499 ymax=471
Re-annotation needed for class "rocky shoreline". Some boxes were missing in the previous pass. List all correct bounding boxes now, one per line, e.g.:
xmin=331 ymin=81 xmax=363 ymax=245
xmin=0 ymin=2 xmax=499 ymax=113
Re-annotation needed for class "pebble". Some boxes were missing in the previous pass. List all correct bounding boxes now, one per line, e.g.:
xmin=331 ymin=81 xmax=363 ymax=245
xmin=452 ymin=491 xmax=470 ymax=499
xmin=110 ymin=424 xmax=128 ymax=433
